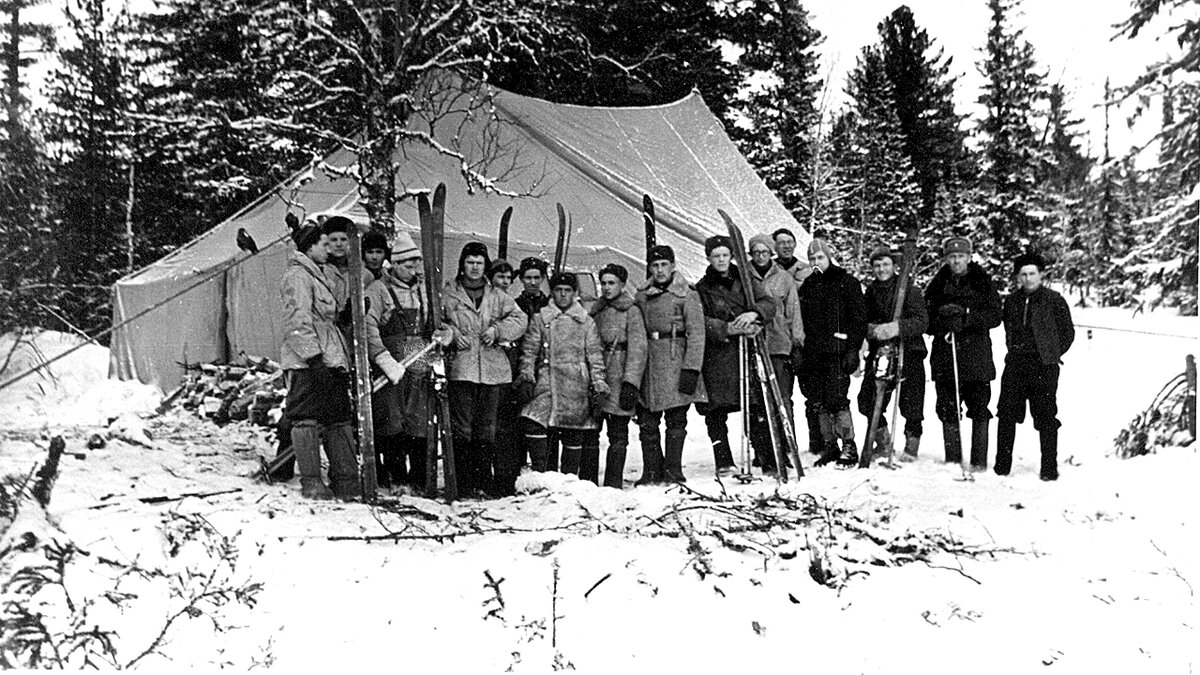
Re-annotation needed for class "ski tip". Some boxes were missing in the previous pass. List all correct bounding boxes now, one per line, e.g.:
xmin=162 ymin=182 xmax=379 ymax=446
xmin=643 ymin=193 xmax=654 ymax=212
xmin=501 ymin=206 xmax=513 ymax=225
xmin=717 ymin=209 xmax=734 ymax=226
xmin=434 ymin=183 xmax=447 ymax=200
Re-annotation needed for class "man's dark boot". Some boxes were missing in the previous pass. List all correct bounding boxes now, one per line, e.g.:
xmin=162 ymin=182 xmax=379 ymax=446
xmin=994 ymin=421 xmax=1016 ymax=476
xmin=527 ymin=431 xmax=551 ymax=473
xmin=970 ymin=420 xmax=989 ymax=471
xmin=579 ymin=434 xmax=601 ymax=485
xmin=814 ymin=412 xmax=840 ymax=466
xmin=805 ymin=404 xmax=822 ymax=454
xmin=837 ymin=438 xmax=859 ymax=467
xmin=1039 ymin=428 xmax=1059 ymax=481
xmin=603 ymin=440 xmax=627 ymax=489
xmin=664 ymin=429 xmax=688 ymax=483
xmin=712 ymin=439 xmax=736 ymax=477
xmin=404 ymin=435 xmax=428 ymax=490
xmin=323 ymin=422 xmax=361 ymax=501
xmin=453 ymin=436 xmax=475 ymax=494
xmin=635 ymin=427 xmax=663 ymax=486
xmin=942 ymin=422 xmax=963 ymax=463
xmin=293 ymin=421 xmax=333 ymax=500
xmin=560 ymin=439 xmax=583 ymax=477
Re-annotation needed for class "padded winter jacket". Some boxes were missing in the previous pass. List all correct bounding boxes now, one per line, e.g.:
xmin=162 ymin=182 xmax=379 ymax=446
xmin=695 ymin=264 xmax=775 ymax=410
xmin=751 ymin=261 xmax=805 ymax=356
xmin=443 ymin=280 xmax=527 ymax=385
xmin=925 ymin=262 xmax=1002 ymax=382
xmin=799 ymin=264 xmax=867 ymax=357
xmin=519 ymin=301 xmax=609 ymax=429
xmin=589 ymin=292 xmax=648 ymax=417
xmin=280 ymin=251 xmax=350 ymax=371
xmin=864 ymin=275 xmax=928 ymax=357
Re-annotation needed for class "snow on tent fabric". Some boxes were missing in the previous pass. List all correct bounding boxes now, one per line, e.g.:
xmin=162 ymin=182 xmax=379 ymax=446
xmin=109 ymin=81 xmax=808 ymax=389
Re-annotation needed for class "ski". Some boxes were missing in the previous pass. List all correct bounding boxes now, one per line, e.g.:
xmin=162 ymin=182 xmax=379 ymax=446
xmin=643 ymin=194 xmax=656 ymax=276
xmin=859 ymin=219 xmax=920 ymax=468
xmin=553 ymin=202 xmax=568 ymax=276
xmin=347 ymin=220 xmax=379 ymax=501
xmin=719 ymin=209 xmax=804 ymax=480
xmin=420 ymin=185 xmax=459 ymax=502
xmin=498 ymin=206 xmax=512 ymax=261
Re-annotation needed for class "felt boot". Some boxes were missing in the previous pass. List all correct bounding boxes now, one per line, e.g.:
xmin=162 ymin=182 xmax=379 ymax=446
xmin=292 ymin=421 xmax=333 ymax=500
xmin=323 ymin=422 xmax=360 ymax=501
xmin=636 ymin=427 xmax=663 ymax=486
xmin=602 ymin=440 xmax=627 ymax=489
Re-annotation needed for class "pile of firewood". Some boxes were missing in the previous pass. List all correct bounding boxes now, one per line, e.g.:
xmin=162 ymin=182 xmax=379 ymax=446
xmin=163 ymin=355 xmax=286 ymax=427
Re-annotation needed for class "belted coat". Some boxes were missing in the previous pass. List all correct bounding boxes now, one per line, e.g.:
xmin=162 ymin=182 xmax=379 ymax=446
xmin=589 ymin=291 xmax=648 ymax=417
xmin=635 ymin=272 xmax=708 ymax=411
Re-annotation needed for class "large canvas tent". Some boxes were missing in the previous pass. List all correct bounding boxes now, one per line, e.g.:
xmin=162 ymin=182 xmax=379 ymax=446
xmin=110 ymin=82 xmax=809 ymax=389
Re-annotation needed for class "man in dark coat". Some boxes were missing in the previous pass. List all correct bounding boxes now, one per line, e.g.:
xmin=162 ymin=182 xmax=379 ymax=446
xmin=924 ymin=236 xmax=1002 ymax=470
xmin=694 ymin=235 xmax=775 ymax=477
xmin=799 ymin=238 xmax=867 ymax=467
xmin=634 ymin=245 xmax=707 ymax=484
xmin=995 ymin=252 xmax=1075 ymax=481
xmin=857 ymin=246 xmax=929 ymax=461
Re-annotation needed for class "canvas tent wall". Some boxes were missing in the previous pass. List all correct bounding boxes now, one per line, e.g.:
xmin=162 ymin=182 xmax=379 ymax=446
xmin=110 ymin=82 xmax=809 ymax=390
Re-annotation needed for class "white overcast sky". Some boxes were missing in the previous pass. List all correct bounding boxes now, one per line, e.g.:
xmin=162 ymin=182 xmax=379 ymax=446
xmin=24 ymin=0 xmax=1188 ymax=161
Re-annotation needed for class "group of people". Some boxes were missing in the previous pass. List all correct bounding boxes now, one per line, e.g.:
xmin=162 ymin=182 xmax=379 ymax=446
xmin=278 ymin=216 xmax=1075 ymax=501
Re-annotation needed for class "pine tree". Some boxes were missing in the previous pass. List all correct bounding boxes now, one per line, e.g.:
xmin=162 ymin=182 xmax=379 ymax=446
xmin=876 ymin=5 xmax=971 ymax=219
xmin=976 ymin=0 xmax=1046 ymax=268
xmin=44 ymin=0 xmax=137 ymax=334
xmin=1113 ymin=0 xmax=1198 ymax=314
xmin=725 ymin=0 xmax=824 ymax=226
xmin=839 ymin=45 xmax=920 ymax=273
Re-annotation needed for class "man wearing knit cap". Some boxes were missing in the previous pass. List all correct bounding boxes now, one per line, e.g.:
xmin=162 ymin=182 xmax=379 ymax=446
xmin=695 ymin=235 xmax=775 ymax=476
xmin=995 ymin=251 xmax=1074 ymax=481
xmin=746 ymin=233 xmax=804 ymax=473
xmin=798 ymin=237 xmax=867 ymax=466
xmin=279 ymin=223 xmax=359 ymax=500
xmin=857 ymin=245 xmax=928 ymax=462
xmin=924 ymin=235 xmax=1002 ymax=471
xmin=443 ymin=241 xmax=528 ymax=496
xmin=364 ymin=230 xmax=448 ymax=491
xmin=633 ymin=244 xmax=707 ymax=483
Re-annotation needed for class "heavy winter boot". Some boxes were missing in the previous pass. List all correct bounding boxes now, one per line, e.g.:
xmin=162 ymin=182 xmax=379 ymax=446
xmin=602 ymin=441 xmax=627 ymax=489
xmin=805 ymin=404 xmax=822 ymax=455
xmin=814 ymin=412 xmax=840 ymax=466
xmin=837 ymin=438 xmax=859 ymax=467
xmin=1039 ymin=428 xmax=1059 ymax=481
xmin=271 ymin=415 xmax=295 ymax=481
xmin=970 ymin=420 xmax=989 ymax=471
xmin=664 ymin=429 xmax=688 ymax=483
xmin=994 ymin=421 xmax=1016 ymax=476
xmin=323 ymin=422 xmax=360 ymax=501
xmin=560 ymin=438 xmax=583 ymax=478
xmin=635 ymin=428 xmax=663 ymax=486
xmin=527 ymin=430 xmax=551 ymax=473
xmin=453 ymin=435 xmax=475 ymax=494
xmin=942 ymin=422 xmax=963 ymax=463
xmin=405 ymin=435 xmax=428 ymax=490
xmin=873 ymin=422 xmax=893 ymax=458
xmin=712 ymin=439 xmax=736 ymax=477
xmin=579 ymin=433 xmax=601 ymax=485
xmin=900 ymin=433 xmax=921 ymax=463
xmin=292 ymin=421 xmax=333 ymax=500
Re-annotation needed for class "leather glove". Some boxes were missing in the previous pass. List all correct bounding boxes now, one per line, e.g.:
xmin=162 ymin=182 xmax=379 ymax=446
xmin=589 ymin=388 xmax=607 ymax=414
xmin=842 ymin=350 xmax=860 ymax=375
xmin=790 ymin=345 xmax=804 ymax=374
xmin=375 ymin=352 xmax=406 ymax=384
xmin=677 ymin=369 xmax=700 ymax=396
xmin=618 ymin=382 xmax=640 ymax=411
xmin=515 ymin=378 xmax=535 ymax=406
xmin=306 ymin=354 xmax=328 ymax=375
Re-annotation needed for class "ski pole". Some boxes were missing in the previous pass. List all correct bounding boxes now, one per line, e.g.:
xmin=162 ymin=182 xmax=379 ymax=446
xmin=948 ymin=332 xmax=973 ymax=481
xmin=739 ymin=335 xmax=751 ymax=475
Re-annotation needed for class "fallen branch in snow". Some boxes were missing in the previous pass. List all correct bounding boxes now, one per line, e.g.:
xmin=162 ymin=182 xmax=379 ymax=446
xmin=86 ymin=488 xmax=244 ymax=510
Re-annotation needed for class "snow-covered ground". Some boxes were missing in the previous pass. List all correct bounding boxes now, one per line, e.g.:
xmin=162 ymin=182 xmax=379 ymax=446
xmin=0 ymin=306 xmax=1196 ymax=672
